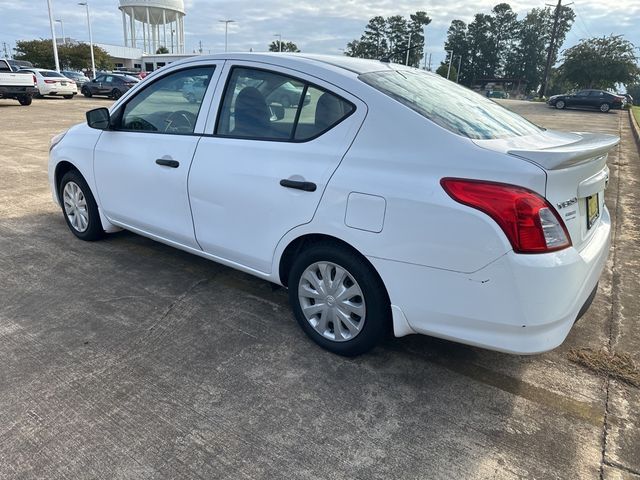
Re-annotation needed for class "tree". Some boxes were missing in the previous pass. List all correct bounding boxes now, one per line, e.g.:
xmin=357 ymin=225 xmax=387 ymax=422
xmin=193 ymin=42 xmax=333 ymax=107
xmin=626 ymin=84 xmax=640 ymax=105
xmin=443 ymin=3 xmax=575 ymax=91
xmin=268 ymin=40 xmax=300 ymax=52
xmin=436 ymin=63 xmax=457 ymax=82
xmin=344 ymin=12 xmax=431 ymax=67
xmin=156 ymin=46 xmax=169 ymax=54
xmin=14 ymin=39 xmax=111 ymax=70
xmin=559 ymin=35 xmax=640 ymax=89
xmin=444 ymin=20 xmax=469 ymax=84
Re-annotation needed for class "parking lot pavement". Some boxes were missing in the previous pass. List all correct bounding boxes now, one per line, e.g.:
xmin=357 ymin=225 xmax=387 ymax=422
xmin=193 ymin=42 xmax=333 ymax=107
xmin=1 ymin=96 xmax=639 ymax=479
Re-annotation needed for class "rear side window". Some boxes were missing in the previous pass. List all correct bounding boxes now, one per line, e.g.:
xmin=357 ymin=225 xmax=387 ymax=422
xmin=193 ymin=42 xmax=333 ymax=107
xmin=215 ymin=67 xmax=354 ymax=141
xmin=359 ymin=70 xmax=542 ymax=140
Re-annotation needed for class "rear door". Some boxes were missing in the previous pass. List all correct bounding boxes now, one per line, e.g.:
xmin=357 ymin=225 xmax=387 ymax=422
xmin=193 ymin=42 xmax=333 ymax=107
xmin=188 ymin=62 xmax=366 ymax=273
xmin=568 ymin=90 xmax=589 ymax=107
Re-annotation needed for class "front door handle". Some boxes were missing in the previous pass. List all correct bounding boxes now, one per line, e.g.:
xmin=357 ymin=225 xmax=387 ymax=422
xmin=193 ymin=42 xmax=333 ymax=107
xmin=280 ymin=179 xmax=317 ymax=192
xmin=156 ymin=158 xmax=179 ymax=168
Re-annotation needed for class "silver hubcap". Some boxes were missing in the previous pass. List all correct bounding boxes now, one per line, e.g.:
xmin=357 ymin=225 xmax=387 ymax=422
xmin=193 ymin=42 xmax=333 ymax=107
xmin=62 ymin=181 xmax=89 ymax=232
xmin=557 ymin=101 xmax=564 ymax=109
xmin=298 ymin=261 xmax=366 ymax=342
xmin=601 ymin=104 xmax=609 ymax=112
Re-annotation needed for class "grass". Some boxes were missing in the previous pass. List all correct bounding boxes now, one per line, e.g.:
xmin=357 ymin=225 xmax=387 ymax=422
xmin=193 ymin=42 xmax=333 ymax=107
xmin=568 ymin=347 xmax=640 ymax=388
xmin=633 ymin=106 xmax=640 ymax=126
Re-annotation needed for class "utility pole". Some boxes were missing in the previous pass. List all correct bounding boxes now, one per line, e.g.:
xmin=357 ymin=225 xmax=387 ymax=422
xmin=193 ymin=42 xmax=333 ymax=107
xmin=219 ymin=20 xmax=235 ymax=53
xmin=457 ymin=55 xmax=462 ymax=83
xmin=540 ymin=0 xmax=562 ymax=98
xmin=46 ymin=0 xmax=61 ymax=72
xmin=446 ymin=50 xmax=453 ymax=79
xmin=274 ymin=33 xmax=282 ymax=52
xmin=2 ymin=42 xmax=9 ymax=59
xmin=78 ymin=3 xmax=96 ymax=79
xmin=405 ymin=32 xmax=412 ymax=65
xmin=428 ymin=53 xmax=432 ymax=71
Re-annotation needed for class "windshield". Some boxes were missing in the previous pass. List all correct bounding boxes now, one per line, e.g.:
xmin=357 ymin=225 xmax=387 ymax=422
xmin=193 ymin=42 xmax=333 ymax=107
xmin=359 ymin=69 xmax=542 ymax=140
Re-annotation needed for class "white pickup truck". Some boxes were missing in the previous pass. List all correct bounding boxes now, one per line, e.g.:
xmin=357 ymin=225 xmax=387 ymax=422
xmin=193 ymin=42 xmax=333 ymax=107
xmin=0 ymin=59 xmax=38 ymax=106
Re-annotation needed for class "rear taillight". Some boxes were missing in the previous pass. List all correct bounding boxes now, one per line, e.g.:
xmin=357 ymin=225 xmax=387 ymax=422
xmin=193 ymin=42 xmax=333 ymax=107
xmin=32 ymin=74 xmax=36 ymax=85
xmin=441 ymin=178 xmax=571 ymax=254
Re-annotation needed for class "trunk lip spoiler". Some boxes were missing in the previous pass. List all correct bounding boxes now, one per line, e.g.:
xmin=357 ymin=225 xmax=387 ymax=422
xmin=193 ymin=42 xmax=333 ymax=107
xmin=472 ymin=130 xmax=620 ymax=171
xmin=505 ymin=132 xmax=620 ymax=170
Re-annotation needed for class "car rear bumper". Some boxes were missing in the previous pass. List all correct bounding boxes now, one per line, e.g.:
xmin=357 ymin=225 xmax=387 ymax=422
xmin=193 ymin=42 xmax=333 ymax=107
xmin=369 ymin=206 xmax=611 ymax=354
xmin=40 ymin=85 xmax=78 ymax=95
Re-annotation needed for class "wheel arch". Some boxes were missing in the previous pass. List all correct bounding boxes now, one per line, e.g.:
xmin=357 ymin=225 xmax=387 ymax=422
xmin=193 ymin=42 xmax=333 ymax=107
xmin=53 ymin=160 xmax=121 ymax=234
xmin=278 ymin=233 xmax=388 ymax=300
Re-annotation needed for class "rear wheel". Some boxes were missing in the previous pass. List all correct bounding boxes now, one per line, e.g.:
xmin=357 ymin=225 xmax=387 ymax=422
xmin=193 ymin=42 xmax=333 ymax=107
xmin=555 ymin=100 xmax=565 ymax=109
xmin=600 ymin=103 xmax=610 ymax=113
xmin=18 ymin=95 xmax=32 ymax=106
xmin=63 ymin=94 xmax=74 ymax=99
xmin=59 ymin=170 xmax=104 ymax=241
xmin=288 ymin=242 xmax=390 ymax=356
xmin=111 ymin=89 xmax=122 ymax=99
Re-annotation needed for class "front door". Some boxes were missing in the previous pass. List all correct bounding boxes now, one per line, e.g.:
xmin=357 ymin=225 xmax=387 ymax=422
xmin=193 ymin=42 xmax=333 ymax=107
xmin=188 ymin=63 xmax=366 ymax=273
xmin=93 ymin=64 xmax=221 ymax=248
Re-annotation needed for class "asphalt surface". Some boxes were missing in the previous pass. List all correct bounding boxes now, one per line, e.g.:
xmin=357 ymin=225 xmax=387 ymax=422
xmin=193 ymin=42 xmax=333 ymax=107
xmin=1 ymin=96 xmax=639 ymax=479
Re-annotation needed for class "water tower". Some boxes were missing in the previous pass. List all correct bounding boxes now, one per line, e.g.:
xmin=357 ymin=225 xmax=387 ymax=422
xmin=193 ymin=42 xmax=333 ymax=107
xmin=119 ymin=0 xmax=185 ymax=54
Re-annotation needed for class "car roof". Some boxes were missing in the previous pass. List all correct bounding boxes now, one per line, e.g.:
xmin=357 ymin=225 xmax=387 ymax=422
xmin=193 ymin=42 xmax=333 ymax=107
xmin=169 ymin=52 xmax=410 ymax=76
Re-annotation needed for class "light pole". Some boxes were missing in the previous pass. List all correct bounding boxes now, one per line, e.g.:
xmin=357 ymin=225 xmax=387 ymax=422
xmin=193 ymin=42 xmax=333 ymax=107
xmin=456 ymin=55 xmax=462 ymax=83
xmin=219 ymin=19 xmax=235 ymax=53
xmin=46 ymin=0 xmax=61 ymax=72
xmin=274 ymin=33 xmax=282 ymax=52
xmin=55 ymin=19 xmax=65 ymax=45
xmin=78 ymin=2 xmax=96 ymax=79
xmin=446 ymin=49 xmax=453 ymax=80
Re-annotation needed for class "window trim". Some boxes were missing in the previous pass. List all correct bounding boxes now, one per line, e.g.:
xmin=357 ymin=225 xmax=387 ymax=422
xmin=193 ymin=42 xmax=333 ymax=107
xmin=212 ymin=65 xmax=356 ymax=143
xmin=112 ymin=65 xmax=216 ymax=136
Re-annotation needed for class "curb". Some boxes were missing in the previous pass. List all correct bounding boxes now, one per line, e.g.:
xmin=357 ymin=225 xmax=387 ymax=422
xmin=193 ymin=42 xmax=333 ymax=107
xmin=629 ymin=108 xmax=640 ymax=148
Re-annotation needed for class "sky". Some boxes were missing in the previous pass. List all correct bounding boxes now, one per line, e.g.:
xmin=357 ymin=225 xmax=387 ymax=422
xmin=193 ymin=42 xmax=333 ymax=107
xmin=1 ymin=0 xmax=639 ymax=69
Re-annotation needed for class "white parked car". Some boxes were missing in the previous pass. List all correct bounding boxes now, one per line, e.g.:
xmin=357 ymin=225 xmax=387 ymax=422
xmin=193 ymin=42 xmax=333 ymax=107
xmin=22 ymin=68 xmax=77 ymax=99
xmin=48 ymin=54 xmax=618 ymax=356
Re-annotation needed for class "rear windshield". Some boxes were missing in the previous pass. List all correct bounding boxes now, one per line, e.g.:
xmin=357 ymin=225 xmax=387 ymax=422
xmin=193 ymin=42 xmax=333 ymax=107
xmin=359 ymin=69 xmax=542 ymax=140
xmin=40 ymin=70 xmax=66 ymax=78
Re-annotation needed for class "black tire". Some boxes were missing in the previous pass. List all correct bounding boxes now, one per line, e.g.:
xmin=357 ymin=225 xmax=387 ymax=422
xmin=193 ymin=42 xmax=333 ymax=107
xmin=63 ymin=94 xmax=74 ymax=99
xmin=600 ymin=103 xmax=610 ymax=113
xmin=288 ymin=242 xmax=390 ymax=356
xmin=111 ymin=89 xmax=122 ymax=99
xmin=18 ymin=95 xmax=32 ymax=106
xmin=555 ymin=100 xmax=565 ymax=109
xmin=82 ymin=87 xmax=92 ymax=98
xmin=58 ymin=170 xmax=104 ymax=241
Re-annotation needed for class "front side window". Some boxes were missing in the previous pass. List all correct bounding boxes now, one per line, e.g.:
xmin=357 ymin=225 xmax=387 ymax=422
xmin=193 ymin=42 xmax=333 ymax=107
xmin=359 ymin=69 xmax=542 ymax=140
xmin=216 ymin=67 xmax=354 ymax=141
xmin=119 ymin=66 xmax=215 ymax=135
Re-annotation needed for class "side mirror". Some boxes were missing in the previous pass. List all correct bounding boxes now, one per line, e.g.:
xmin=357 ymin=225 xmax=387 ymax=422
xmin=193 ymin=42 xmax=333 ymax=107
xmin=86 ymin=107 xmax=111 ymax=130
xmin=269 ymin=104 xmax=285 ymax=121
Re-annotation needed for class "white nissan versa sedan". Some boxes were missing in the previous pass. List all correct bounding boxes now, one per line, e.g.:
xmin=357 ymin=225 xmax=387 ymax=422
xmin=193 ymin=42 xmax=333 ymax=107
xmin=48 ymin=53 xmax=618 ymax=356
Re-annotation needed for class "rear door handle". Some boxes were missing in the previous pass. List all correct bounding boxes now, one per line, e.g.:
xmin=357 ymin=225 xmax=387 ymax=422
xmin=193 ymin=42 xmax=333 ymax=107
xmin=156 ymin=158 xmax=179 ymax=168
xmin=279 ymin=179 xmax=316 ymax=192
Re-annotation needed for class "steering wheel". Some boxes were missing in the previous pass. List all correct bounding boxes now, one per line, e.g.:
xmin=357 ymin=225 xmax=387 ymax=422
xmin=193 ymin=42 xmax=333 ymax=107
xmin=164 ymin=110 xmax=196 ymax=133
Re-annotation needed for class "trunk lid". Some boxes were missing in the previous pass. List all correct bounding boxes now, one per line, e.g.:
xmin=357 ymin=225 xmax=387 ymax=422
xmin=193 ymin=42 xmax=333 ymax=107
xmin=474 ymin=130 xmax=619 ymax=251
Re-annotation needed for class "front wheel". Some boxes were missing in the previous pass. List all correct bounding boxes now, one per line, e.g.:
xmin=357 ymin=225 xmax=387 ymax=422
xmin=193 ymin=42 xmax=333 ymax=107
xmin=600 ymin=103 xmax=610 ymax=113
xmin=82 ymin=88 xmax=92 ymax=98
xmin=59 ymin=170 xmax=104 ymax=241
xmin=555 ymin=100 xmax=565 ymax=109
xmin=288 ymin=243 xmax=390 ymax=356
xmin=18 ymin=95 xmax=32 ymax=106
